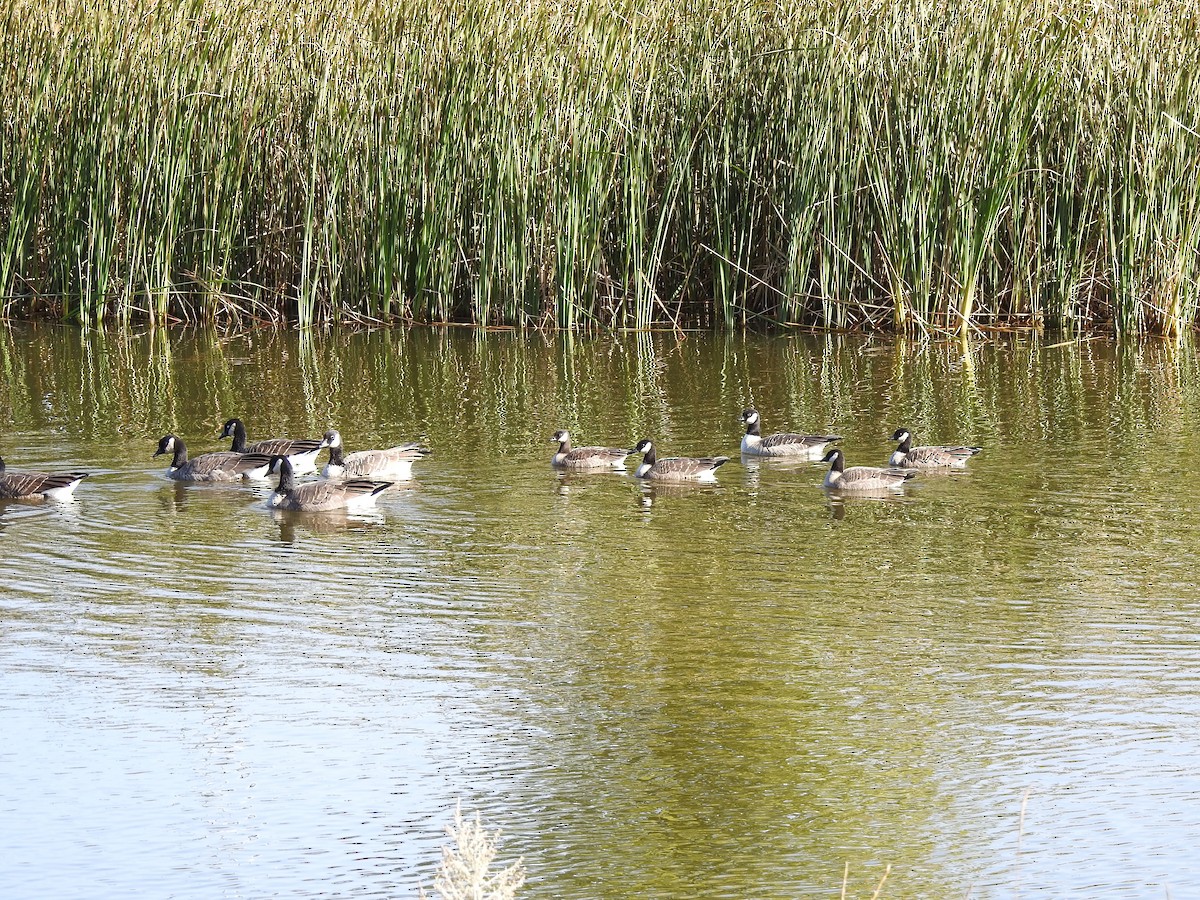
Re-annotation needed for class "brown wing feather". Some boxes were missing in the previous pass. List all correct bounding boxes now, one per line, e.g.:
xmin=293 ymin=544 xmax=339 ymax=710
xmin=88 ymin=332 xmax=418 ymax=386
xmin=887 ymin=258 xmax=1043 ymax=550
xmin=651 ymin=456 xmax=729 ymax=478
xmin=901 ymin=445 xmax=982 ymax=468
xmin=0 ymin=470 xmax=88 ymax=498
xmin=760 ymin=432 xmax=841 ymax=450
xmin=184 ymin=450 xmax=253 ymax=480
xmin=247 ymin=438 xmax=324 ymax=456
xmin=562 ymin=446 xmax=629 ymax=468
xmin=839 ymin=465 xmax=915 ymax=488
xmin=282 ymin=478 xmax=391 ymax=511
xmin=342 ymin=446 xmax=429 ymax=477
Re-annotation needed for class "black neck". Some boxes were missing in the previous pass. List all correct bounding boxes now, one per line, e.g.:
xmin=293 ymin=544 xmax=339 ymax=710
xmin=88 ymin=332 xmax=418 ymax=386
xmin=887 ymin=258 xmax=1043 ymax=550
xmin=171 ymin=439 xmax=189 ymax=468
xmin=229 ymin=421 xmax=247 ymax=452
xmin=642 ymin=445 xmax=657 ymax=465
xmin=275 ymin=457 xmax=295 ymax=494
xmin=557 ymin=437 xmax=571 ymax=453
xmin=829 ymin=450 xmax=844 ymax=472
xmin=328 ymin=444 xmax=345 ymax=466
xmin=897 ymin=434 xmax=912 ymax=453
xmin=745 ymin=418 xmax=761 ymax=436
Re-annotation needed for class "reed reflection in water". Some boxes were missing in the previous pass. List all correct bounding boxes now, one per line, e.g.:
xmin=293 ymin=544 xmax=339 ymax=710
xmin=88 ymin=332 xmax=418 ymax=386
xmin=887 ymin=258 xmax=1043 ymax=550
xmin=2 ymin=324 xmax=1200 ymax=898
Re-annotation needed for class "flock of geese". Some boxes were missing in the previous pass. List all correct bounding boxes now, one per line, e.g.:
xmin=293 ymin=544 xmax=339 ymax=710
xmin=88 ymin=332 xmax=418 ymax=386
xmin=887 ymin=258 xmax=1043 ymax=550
xmin=554 ymin=409 xmax=981 ymax=491
xmin=0 ymin=409 xmax=982 ymax=511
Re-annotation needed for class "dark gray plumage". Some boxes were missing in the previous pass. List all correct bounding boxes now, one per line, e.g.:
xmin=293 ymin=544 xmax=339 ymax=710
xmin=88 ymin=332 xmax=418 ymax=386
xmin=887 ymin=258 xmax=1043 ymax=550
xmin=632 ymin=439 xmax=729 ymax=482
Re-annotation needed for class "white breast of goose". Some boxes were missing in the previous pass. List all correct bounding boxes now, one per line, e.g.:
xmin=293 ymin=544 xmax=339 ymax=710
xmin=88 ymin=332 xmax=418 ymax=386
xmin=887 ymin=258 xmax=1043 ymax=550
xmin=740 ymin=433 xmax=762 ymax=454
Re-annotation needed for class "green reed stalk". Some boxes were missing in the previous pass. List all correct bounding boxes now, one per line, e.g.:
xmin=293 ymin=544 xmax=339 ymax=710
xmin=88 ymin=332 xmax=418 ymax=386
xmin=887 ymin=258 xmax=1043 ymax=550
xmin=1 ymin=0 xmax=1199 ymax=332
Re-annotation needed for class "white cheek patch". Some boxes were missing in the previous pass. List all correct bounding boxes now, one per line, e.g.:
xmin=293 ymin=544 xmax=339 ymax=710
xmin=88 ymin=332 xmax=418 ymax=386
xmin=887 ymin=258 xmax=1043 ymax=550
xmin=747 ymin=412 xmax=758 ymax=424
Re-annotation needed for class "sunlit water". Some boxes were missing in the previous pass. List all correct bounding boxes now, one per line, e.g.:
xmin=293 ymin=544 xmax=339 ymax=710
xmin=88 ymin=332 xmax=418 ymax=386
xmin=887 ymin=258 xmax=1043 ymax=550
xmin=3 ymin=324 xmax=1200 ymax=898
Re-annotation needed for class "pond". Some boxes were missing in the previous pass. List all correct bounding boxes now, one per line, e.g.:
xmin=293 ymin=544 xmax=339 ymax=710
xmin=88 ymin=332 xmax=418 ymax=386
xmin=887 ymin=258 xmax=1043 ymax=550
xmin=2 ymin=323 xmax=1200 ymax=899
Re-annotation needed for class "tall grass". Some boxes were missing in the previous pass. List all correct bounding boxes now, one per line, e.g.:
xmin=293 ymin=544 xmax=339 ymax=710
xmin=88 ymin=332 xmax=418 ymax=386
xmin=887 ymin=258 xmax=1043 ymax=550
xmin=1 ymin=0 xmax=1198 ymax=333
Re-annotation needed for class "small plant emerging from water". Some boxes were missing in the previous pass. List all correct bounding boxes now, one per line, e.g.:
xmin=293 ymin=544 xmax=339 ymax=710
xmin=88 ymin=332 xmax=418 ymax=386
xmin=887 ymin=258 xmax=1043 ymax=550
xmin=420 ymin=805 xmax=526 ymax=900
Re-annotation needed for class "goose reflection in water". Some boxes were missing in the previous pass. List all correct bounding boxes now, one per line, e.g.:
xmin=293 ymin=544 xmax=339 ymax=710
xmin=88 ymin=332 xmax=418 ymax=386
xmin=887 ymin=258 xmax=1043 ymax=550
xmin=157 ymin=478 xmax=260 ymax=515
xmin=824 ymin=489 xmax=916 ymax=521
xmin=635 ymin=478 xmax=726 ymax=509
xmin=271 ymin=507 xmax=387 ymax=544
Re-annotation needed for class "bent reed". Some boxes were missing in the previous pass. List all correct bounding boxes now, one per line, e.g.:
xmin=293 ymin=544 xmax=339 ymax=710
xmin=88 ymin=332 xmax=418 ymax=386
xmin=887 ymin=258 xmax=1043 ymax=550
xmin=2 ymin=0 xmax=1198 ymax=333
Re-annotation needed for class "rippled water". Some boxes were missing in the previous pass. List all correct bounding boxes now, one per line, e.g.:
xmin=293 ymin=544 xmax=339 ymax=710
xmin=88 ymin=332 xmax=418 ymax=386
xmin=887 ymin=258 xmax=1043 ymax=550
xmin=3 ymin=324 xmax=1200 ymax=898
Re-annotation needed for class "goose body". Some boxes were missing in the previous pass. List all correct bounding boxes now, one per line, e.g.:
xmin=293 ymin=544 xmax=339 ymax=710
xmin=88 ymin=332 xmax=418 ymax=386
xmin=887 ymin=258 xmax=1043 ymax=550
xmin=154 ymin=434 xmax=274 ymax=482
xmin=632 ymin=439 xmax=729 ymax=482
xmin=268 ymin=455 xmax=392 ymax=512
xmin=221 ymin=418 xmax=326 ymax=475
xmin=0 ymin=457 xmax=89 ymax=500
xmin=550 ymin=430 xmax=630 ymax=470
xmin=321 ymin=429 xmax=431 ymax=480
xmin=889 ymin=429 xmax=982 ymax=469
xmin=822 ymin=448 xmax=916 ymax=492
xmin=740 ymin=408 xmax=842 ymax=458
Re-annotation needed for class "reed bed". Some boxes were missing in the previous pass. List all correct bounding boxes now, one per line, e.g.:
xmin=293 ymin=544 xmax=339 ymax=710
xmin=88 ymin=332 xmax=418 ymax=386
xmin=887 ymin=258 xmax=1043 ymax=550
xmin=1 ymin=0 xmax=1198 ymax=332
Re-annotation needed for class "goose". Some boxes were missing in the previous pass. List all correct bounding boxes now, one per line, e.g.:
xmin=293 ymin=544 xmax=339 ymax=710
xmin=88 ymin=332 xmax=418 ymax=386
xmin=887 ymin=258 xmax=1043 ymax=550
xmin=740 ymin=408 xmax=842 ymax=458
xmin=889 ymin=428 xmax=982 ymax=469
xmin=154 ymin=434 xmax=274 ymax=481
xmin=267 ymin=455 xmax=393 ymax=512
xmin=321 ymin=429 xmax=431 ymax=480
xmin=550 ymin=429 xmax=631 ymax=470
xmin=0 ymin=456 xmax=89 ymax=500
xmin=821 ymin=448 xmax=916 ymax=492
xmin=220 ymin=418 xmax=326 ymax=475
xmin=631 ymin=439 xmax=729 ymax=482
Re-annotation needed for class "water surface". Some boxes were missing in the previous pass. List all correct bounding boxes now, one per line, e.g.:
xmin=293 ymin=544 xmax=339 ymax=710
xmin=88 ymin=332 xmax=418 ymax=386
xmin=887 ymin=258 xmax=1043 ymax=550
xmin=2 ymin=325 xmax=1200 ymax=898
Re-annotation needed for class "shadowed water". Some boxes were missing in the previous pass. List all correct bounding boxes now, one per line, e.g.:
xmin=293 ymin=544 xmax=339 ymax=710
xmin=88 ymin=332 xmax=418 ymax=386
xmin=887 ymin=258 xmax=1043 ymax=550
xmin=3 ymin=324 xmax=1200 ymax=899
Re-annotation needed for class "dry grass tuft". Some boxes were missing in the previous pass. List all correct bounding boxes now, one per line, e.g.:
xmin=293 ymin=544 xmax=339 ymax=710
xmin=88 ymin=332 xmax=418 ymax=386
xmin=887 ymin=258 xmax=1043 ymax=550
xmin=420 ymin=804 xmax=526 ymax=900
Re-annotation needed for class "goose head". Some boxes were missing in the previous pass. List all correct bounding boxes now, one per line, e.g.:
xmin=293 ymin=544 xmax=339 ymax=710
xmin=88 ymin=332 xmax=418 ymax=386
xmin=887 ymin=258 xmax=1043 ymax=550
xmin=153 ymin=434 xmax=177 ymax=457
